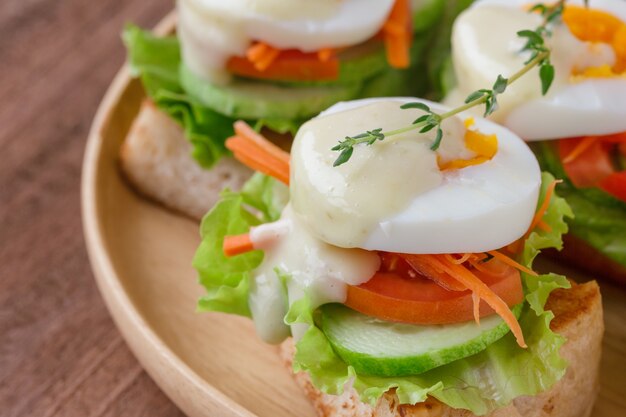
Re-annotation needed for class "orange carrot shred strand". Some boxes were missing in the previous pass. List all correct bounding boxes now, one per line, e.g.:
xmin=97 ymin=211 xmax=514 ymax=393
xmin=231 ymin=148 xmax=291 ymax=185
xmin=527 ymin=179 xmax=562 ymax=236
xmin=246 ymin=43 xmax=268 ymax=61
xmin=487 ymin=250 xmax=538 ymax=277
xmin=254 ymin=47 xmax=280 ymax=71
xmin=225 ymin=133 xmax=290 ymax=184
xmin=400 ymin=254 xmax=467 ymax=292
xmin=383 ymin=0 xmax=411 ymax=69
xmin=318 ymin=48 xmax=334 ymax=62
xmin=223 ymin=233 xmax=255 ymax=257
xmin=505 ymin=239 xmax=523 ymax=255
xmin=537 ymin=220 xmax=552 ymax=232
xmin=472 ymin=291 xmax=481 ymax=325
xmin=428 ymin=254 xmax=526 ymax=348
xmin=226 ymin=136 xmax=289 ymax=184
xmin=562 ymin=136 xmax=597 ymax=163
xmin=383 ymin=21 xmax=405 ymax=36
xmin=246 ymin=42 xmax=281 ymax=71
xmin=234 ymin=121 xmax=291 ymax=166
xmin=455 ymin=253 xmax=472 ymax=265
xmin=225 ymin=121 xmax=291 ymax=184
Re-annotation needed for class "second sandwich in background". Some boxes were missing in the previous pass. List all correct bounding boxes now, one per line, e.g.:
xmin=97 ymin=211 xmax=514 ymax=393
xmin=119 ymin=0 xmax=473 ymax=218
xmin=446 ymin=0 xmax=626 ymax=283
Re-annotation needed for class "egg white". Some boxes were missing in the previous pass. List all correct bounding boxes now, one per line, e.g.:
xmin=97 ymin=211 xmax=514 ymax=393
xmin=318 ymin=98 xmax=541 ymax=254
xmin=184 ymin=0 xmax=395 ymax=52
xmin=452 ymin=0 xmax=626 ymax=140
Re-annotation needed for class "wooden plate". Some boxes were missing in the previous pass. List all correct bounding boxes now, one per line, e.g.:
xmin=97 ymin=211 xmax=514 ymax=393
xmin=82 ymin=13 xmax=626 ymax=417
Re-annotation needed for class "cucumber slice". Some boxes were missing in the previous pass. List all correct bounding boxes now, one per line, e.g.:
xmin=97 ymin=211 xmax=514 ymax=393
xmin=321 ymin=303 xmax=523 ymax=377
xmin=180 ymin=64 xmax=360 ymax=120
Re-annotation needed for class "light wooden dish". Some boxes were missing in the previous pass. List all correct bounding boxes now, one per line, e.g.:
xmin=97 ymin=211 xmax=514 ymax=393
xmin=82 ymin=12 xmax=626 ymax=417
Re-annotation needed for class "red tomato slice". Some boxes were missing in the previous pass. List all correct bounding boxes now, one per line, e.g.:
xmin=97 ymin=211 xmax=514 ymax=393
xmin=227 ymin=49 xmax=340 ymax=82
xmin=596 ymin=132 xmax=626 ymax=143
xmin=600 ymin=172 xmax=626 ymax=202
xmin=345 ymin=260 xmax=523 ymax=325
xmin=559 ymin=137 xmax=615 ymax=188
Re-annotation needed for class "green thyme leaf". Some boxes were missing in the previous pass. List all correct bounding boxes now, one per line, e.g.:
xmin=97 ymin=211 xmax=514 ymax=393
xmin=517 ymin=29 xmax=543 ymax=45
xmin=400 ymin=102 xmax=431 ymax=112
xmin=465 ymin=90 xmax=487 ymax=103
xmin=430 ymin=127 xmax=444 ymax=151
xmin=413 ymin=114 xmax=431 ymax=125
xmin=492 ymin=75 xmax=509 ymax=94
xmin=420 ymin=123 xmax=437 ymax=134
xmin=540 ymin=63 xmax=555 ymax=95
xmin=333 ymin=147 xmax=353 ymax=167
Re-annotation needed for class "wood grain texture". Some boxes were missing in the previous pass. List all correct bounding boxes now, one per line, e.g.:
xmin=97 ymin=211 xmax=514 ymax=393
xmin=0 ymin=0 xmax=184 ymax=416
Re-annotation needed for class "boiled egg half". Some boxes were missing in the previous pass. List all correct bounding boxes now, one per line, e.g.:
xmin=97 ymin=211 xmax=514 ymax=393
xmin=449 ymin=0 xmax=626 ymax=140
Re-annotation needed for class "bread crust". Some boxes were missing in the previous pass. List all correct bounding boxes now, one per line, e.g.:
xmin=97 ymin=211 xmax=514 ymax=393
xmin=119 ymin=101 xmax=253 ymax=220
xmin=280 ymin=281 xmax=603 ymax=417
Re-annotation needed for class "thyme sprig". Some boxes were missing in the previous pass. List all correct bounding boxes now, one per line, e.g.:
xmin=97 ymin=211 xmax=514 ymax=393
xmin=331 ymin=1 xmax=567 ymax=168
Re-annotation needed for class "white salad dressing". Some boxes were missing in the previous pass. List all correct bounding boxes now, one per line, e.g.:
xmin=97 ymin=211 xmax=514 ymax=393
xmin=249 ymin=206 xmax=380 ymax=343
xmin=177 ymin=0 xmax=395 ymax=83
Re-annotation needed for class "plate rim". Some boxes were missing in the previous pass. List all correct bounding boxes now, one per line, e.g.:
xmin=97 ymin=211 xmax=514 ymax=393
xmin=81 ymin=12 xmax=257 ymax=417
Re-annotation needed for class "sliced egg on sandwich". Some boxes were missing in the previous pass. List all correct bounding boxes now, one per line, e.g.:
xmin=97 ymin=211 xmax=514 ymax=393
xmin=234 ymin=98 xmax=541 ymax=343
xmin=177 ymin=0 xmax=412 ymax=83
xmin=448 ymin=0 xmax=626 ymax=140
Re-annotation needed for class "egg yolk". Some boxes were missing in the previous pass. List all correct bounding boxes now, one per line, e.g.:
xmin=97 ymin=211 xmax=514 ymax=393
xmin=563 ymin=5 xmax=626 ymax=76
xmin=438 ymin=118 xmax=498 ymax=170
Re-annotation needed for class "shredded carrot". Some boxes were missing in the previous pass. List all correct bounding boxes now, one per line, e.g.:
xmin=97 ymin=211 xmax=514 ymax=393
xmin=400 ymin=254 xmax=467 ymax=291
xmin=233 ymin=121 xmax=291 ymax=165
xmin=383 ymin=0 xmax=412 ymax=69
xmin=472 ymin=291 xmax=481 ymax=325
xmin=424 ymin=254 xmax=526 ymax=348
xmin=537 ymin=220 xmax=552 ymax=232
xmin=227 ymin=137 xmax=291 ymax=184
xmin=317 ymin=48 xmax=335 ymax=62
xmin=225 ymin=121 xmax=291 ymax=184
xmin=445 ymin=253 xmax=473 ymax=265
xmin=468 ymin=257 xmax=493 ymax=275
xmin=245 ymin=42 xmax=281 ymax=71
xmin=487 ymin=250 xmax=538 ymax=277
xmin=223 ymin=233 xmax=254 ymax=257
xmin=383 ymin=21 xmax=405 ymax=37
xmin=562 ymin=136 xmax=597 ymax=163
xmin=526 ymin=179 xmax=562 ymax=237
xmin=505 ymin=239 xmax=523 ymax=255
xmin=246 ymin=43 xmax=269 ymax=62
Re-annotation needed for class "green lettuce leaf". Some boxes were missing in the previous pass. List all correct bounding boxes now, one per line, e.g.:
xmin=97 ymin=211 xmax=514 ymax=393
xmin=123 ymin=25 xmax=304 ymax=167
xmin=193 ymin=174 xmax=288 ymax=316
xmin=288 ymin=172 xmax=573 ymax=416
xmin=533 ymin=141 xmax=626 ymax=267
xmin=123 ymin=25 xmax=234 ymax=167
xmin=422 ymin=0 xmax=475 ymax=99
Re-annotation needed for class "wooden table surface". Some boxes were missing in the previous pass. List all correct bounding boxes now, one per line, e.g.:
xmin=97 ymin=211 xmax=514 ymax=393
xmin=0 ymin=0 xmax=185 ymax=415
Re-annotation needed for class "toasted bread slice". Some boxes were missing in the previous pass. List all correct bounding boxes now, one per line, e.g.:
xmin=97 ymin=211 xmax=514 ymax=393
xmin=120 ymin=101 xmax=252 ymax=220
xmin=280 ymin=281 xmax=603 ymax=417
